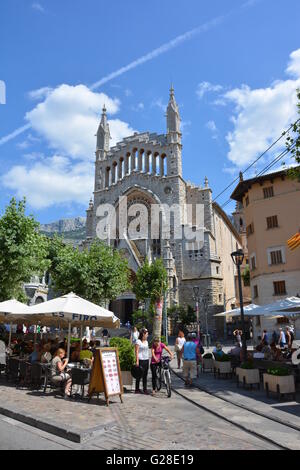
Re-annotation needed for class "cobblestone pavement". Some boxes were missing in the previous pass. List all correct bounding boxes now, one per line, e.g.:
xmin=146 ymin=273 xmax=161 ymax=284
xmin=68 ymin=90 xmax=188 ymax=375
xmin=0 ymin=378 xmax=277 ymax=450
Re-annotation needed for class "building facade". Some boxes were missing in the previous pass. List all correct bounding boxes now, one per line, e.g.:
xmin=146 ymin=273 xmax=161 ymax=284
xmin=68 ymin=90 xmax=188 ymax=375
xmin=85 ymin=88 xmax=242 ymax=336
xmin=231 ymin=168 xmax=300 ymax=340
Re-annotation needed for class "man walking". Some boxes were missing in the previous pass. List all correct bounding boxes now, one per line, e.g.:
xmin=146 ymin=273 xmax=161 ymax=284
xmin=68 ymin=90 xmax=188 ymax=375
xmin=182 ymin=333 xmax=200 ymax=387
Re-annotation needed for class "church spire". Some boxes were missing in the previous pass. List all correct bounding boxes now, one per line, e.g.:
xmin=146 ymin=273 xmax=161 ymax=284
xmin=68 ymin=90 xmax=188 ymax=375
xmin=96 ymin=105 xmax=111 ymax=152
xmin=166 ymin=85 xmax=181 ymax=134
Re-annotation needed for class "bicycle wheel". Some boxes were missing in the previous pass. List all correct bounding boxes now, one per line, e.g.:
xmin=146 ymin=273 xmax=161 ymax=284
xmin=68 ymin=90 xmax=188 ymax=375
xmin=165 ymin=370 xmax=172 ymax=398
xmin=156 ymin=366 xmax=162 ymax=391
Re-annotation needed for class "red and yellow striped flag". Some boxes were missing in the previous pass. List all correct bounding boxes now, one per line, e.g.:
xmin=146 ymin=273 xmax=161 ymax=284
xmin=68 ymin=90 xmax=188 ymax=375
xmin=287 ymin=232 xmax=300 ymax=251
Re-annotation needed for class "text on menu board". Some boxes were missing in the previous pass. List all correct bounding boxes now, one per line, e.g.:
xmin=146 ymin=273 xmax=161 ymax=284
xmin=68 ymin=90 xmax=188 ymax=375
xmin=101 ymin=350 xmax=121 ymax=395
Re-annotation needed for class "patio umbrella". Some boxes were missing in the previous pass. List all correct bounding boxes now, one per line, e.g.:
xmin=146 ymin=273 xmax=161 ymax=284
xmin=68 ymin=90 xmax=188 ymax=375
xmin=26 ymin=293 xmax=120 ymax=358
xmin=0 ymin=299 xmax=30 ymax=347
xmin=248 ymin=297 xmax=300 ymax=317
xmin=214 ymin=303 xmax=261 ymax=317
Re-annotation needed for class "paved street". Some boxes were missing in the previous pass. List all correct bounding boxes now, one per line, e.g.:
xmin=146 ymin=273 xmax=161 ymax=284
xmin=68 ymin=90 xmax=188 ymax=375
xmin=0 ymin=375 xmax=278 ymax=450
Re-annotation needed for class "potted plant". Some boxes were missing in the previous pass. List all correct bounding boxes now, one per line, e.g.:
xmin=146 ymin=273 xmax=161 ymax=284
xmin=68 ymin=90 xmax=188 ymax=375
xmin=236 ymin=361 xmax=260 ymax=389
xmin=202 ymin=353 xmax=214 ymax=372
xmin=213 ymin=354 xmax=232 ymax=378
xmin=109 ymin=337 xmax=135 ymax=386
xmin=263 ymin=367 xmax=296 ymax=400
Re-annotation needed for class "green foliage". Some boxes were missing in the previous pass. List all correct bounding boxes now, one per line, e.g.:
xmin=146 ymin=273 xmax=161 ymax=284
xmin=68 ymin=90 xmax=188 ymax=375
xmin=131 ymin=309 xmax=152 ymax=331
xmin=267 ymin=367 xmax=290 ymax=376
xmin=0 ymin=198 xmax=50 ymax=302
xmin=285 ymin=89 xmax=300 ymax=179
xmin=109 ymin=337 xmax=135 ymax=371
xmin=133 ymin=258 xmax=168 ymax=340
xmin=241 ymin=361 xmax=255 ymax=370
xmin=242 ymin=265 xmax=250 ymax=287
xmin=168 ymin=304 xmax=196 ymax=328
xmin=49 ymin=239 xmax=131 ymax=305
xmin=133 ymin=258 xmax=168 ymax=304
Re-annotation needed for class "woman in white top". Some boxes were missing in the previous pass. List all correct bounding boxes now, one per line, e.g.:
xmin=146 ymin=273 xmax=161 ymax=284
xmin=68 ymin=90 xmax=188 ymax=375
xmin=175 ymin=330 xmax=186 ymax=369
xmin=131 ymin=326 xmax=139 ymax=345
xmin=135 ymin=328 xmax=149 ymax=394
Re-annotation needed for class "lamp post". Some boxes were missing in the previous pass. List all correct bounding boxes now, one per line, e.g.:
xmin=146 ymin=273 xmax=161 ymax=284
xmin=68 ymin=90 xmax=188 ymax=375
xmin=201 ymin=293 xmax=209 ymax=348
xmin=163 ymin=287 xmax=177 ymax=344
xmin=231 ymin=249 xmax=247 ymax=362
xmin=193 ymin=286 xmax=200 ymax=339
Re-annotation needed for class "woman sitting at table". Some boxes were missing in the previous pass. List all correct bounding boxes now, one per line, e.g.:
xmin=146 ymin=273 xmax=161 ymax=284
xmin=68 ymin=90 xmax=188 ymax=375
xmin=28 ymin=344 xmax=42 ymax=363
xmin=79 ymin=341 xmax=94 ymax=363
xmin=50 ymin=348 xmax=72 ymax=397
xmin=40 ymin=344 xmax=52 ymax=363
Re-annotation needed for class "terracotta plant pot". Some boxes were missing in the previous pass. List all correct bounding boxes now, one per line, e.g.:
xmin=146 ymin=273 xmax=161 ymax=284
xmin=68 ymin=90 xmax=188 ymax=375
xmin=236 ymin=367 xmax=260 ymax=389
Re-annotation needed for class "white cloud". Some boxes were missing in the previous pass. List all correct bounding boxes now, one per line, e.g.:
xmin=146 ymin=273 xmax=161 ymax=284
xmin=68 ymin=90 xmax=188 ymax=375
xmin=132 ymin=102 xmax=144 ymax=112
xmin=2 ymin=155 xmax=94 ymax=209
xmin=206 ymin=120 xmax=218 ymax=139
xmin=196 ymin=82 xmax=223 ymax=99
xmin=151 ymin=98 xmax=167 ymax=112
xmin=2 ymin=85 xmax=137 ymax=209
xmin=224 ymin=49 xmax=300 ymax=167
xmin=31 ymin=3 xmax=45 ymax=13
xmin=28 ymin=87 xmax=53 ymax=101
xmin=25 ymin=84 xmax=134 ymax=158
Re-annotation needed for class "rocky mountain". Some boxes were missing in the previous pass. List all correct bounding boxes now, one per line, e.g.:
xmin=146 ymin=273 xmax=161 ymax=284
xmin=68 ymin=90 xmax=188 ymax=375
xmin=40 ymin=217 xmax=86 ymax=245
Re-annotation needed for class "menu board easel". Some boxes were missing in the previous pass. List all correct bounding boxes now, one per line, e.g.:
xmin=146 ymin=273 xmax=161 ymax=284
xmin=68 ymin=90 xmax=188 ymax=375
xmin=88 ymin=348 xmax=123 ymax=406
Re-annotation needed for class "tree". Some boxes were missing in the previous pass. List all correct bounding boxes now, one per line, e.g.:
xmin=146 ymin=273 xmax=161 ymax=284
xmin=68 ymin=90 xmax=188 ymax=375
xmin=168 ymin=305 xmax=196 ymax=334
xmin=0 ymin=198 xmax=50 ymax=302
xmin=49 ymin=239 xmax=131 ymax=306
xmin=133 ymin=258 xmax=168 ymax=340
xmin=286 ymin=89 xmax=300 ymax=179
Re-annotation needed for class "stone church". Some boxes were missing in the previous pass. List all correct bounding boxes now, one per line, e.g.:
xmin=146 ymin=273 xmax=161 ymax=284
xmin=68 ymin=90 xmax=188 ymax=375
xmin=85 ymin=88 xmax=242 ymax=336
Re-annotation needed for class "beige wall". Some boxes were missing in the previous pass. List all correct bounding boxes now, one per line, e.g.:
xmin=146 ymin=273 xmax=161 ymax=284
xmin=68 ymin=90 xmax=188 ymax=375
xmin=213 ymin=207 xmax=242 ymax=310
xmin=242 ymin=174 xmax=300 ymax=305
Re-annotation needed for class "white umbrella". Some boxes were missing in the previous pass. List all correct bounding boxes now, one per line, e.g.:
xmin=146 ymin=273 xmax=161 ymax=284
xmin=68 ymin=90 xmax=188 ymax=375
xmin=0 ymin=299 xmax=30 ymax=347
xmin=248 ymin=297 xmax=300 ymax=316
xmin=214 ymin=303 xmax=261 ymax=317
xmin=27 ymin=293 xmax=120 ymax=358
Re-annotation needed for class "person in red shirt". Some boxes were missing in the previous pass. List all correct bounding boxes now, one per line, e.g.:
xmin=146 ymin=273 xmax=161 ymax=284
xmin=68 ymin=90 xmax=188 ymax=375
xmin=151 ymin=337 xmax=173 ymax=396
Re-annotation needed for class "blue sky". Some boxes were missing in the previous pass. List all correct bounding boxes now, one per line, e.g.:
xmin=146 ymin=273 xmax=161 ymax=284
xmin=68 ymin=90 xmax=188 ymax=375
xmin=0 ymin=0 xmax=300 ymax=223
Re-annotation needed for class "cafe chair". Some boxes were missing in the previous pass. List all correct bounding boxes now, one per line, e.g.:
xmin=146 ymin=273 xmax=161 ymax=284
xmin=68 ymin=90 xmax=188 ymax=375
xmin=30 ymin=363 xmax=44 ymax=390
xmin=70 ymin=368 xmax=90 ymax=400
xmin=6 ymin=358 xmax=20 ymax=383
xmin=18 ymin=361 xmax=32 ymax=388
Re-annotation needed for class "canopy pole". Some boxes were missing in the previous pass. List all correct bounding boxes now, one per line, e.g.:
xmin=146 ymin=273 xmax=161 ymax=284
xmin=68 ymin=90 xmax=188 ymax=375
xmin=67 ymin=322 xmax=71 ymax=359
xmin=80 ymin=325 xmax=83 ymax=349
xmin=34 ymin=325 xmax=37 ymax=347
xmin=8 ymin=322 xmax=13 ymax=348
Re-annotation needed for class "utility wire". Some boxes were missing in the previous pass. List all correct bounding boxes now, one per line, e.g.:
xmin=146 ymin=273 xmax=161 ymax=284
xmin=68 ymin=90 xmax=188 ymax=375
xmin=213 ymin=119 xmax=300 ymax=203
xmin=220 ymin=144 xmax=296 ymax=210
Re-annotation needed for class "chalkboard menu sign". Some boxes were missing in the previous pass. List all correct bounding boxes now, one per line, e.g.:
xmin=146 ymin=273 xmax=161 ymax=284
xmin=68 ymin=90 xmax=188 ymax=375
xmin=88 ymin=348 xmax=123 ymax=406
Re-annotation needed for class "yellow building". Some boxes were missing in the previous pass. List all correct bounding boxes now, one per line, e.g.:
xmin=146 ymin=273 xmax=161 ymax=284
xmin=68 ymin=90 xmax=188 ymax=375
xmin=231 ymin=167 xmax=300 ymax=306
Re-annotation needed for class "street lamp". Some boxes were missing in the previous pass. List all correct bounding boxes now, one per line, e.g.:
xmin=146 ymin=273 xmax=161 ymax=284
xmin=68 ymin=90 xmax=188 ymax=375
xmin=193 ymin=286 xmax=200 ymax=338
xmin=231 ymin=249 xmax=247 ymax=362
xmin=163 ymin=287 xmax=177 ymax=344
xmin=201 ymin=293 xmax=210 ymax=348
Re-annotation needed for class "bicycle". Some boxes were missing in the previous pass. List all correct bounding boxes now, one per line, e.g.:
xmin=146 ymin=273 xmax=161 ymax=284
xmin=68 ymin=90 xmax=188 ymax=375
xmin=156 ymin=356 xmax=172 ymax=398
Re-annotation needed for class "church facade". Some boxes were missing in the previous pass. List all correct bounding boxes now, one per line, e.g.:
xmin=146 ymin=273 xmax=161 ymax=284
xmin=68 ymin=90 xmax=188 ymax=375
xmin=85 ymin=88 xmax=242 ymax=336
